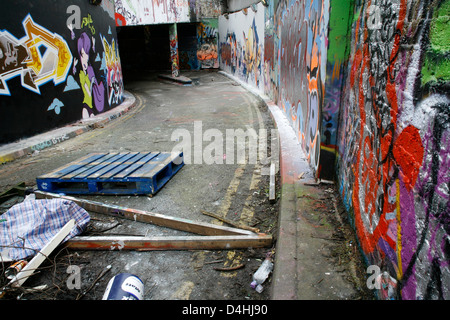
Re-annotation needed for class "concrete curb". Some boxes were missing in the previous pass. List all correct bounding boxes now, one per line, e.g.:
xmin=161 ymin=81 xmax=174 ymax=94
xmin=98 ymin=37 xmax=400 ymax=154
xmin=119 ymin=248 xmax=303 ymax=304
xmin=0 ymin=91 xmax=137 ymax=164
xmin=217 ymin=71 xmax=315 ymax=299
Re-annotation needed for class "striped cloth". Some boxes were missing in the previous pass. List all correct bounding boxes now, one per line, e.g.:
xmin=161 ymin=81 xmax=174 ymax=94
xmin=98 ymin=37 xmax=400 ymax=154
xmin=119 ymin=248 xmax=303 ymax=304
xmin=0 ymin=197 xmax=90 ymax=261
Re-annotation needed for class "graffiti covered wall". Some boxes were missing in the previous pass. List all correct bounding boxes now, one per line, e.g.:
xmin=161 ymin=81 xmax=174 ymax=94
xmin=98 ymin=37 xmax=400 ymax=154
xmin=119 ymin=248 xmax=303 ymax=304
xmin=319 ymin=1 xmax=353 ymax=180
xmin=178 ymin=19 xmax=219 ymax=71
xmin=337 ymin=0 xmax=449 ymax=300
xmin=197 ymin=19 xmax=219 ymax=68
xmin=269 ymin=0 xmax=330 ymax=173
xmin=219 ymin=0 xmax=331 ymax=174
xmin=114 ymin=0 xmax=224 ymax=26
xmin=114 ymin=0 xmax=190 ymax=26
xmin=218 ymin=3 xmax=265 ymax=91
xmin=0 ymin=0 xmax=123 ymax=144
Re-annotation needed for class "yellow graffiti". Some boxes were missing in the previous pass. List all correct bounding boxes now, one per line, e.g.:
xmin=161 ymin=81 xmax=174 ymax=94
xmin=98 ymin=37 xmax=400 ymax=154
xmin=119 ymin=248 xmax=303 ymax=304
xmin=102 ymin=36 xmax=117 ymax=66
xmin=243 ymin=24 xmax=261 ymax=77
xmin=0 ymin=14 xmax=72 ymax=95
xmin=101 ymin=36 xmax=123 ymax=104
xmin=23 ymin=15 xmax=73 ymax=88
xmin=81 ymin=14 xmax=96 ymax=35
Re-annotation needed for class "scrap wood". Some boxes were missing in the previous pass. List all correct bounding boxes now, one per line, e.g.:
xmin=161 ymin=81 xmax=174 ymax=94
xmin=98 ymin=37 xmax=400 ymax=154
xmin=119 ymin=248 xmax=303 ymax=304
xmin=65 ymin=234 xmax=272 ymax=251
xmin=204 ymin=259 xmax=224 ymax=265
xmin=213 ymin=264 xmax=245 ymax=271
xmin=269 ymin=162 xmax=276 ymax=202
xmin=8 ymin=219 xmax=75 ymax=288
xmin=35 ymin=191 xmax=254 ymax=237
xmin=0 ymin=182 xmax=27 ymax=202
xmin=201 ymin=210 xmax=259 ymax=233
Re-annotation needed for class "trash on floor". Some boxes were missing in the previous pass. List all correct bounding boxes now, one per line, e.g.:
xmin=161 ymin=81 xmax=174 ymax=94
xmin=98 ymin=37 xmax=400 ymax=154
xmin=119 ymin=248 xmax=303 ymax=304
xmin=102 ymin=273 xmax=144 ymax=300
xmin=0 ymin=194 xmax=90 ymax=261
xmin=8 ymin=219 xmax=76 ymax=288
xmin=35 ymin=190 xmax=272 ymax=251
xmin=250 ymin=252 xmax=274 ymax=293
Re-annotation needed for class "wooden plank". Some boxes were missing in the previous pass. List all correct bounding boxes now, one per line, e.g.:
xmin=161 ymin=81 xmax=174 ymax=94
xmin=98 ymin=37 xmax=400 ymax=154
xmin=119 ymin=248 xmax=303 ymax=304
xmin=34 ymin=191 xmax=255 ymax=236
xmin=83 ymin=153 xmax=133 ymax=179
xmin=37 ymin=153 xmax=105 ymax=179
xmin=127 ymin=153 xmax=172 ymax=178
xmin=97 ymin=152 xmax=144 ymax=179
xmin=113 ymin=152 xmax=159 ymax=179
xmin=76 ymin=153 xmax=135 ymax=179
xmin=201 ymin=210 xmax=259 ymax=233
xmin=127 ymin=152 xmax=182 ymax=179
xmin=9 ymin=219 xmax=75 ymax=288
xmin=269 ymin=162 xmax=276 ymax=201
xmin=142 ymin=154 xmax=176 ymax=178
xmin=63 ymin=153 xmax=126 ymax=179
xmin=65 ymin=234 xmax=272 ymax=251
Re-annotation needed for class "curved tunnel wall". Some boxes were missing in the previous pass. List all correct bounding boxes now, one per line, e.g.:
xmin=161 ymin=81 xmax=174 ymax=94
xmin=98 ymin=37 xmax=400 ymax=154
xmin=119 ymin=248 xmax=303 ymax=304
xmin=0 ymin=0 xmax=124 ymax=144
xmin=218 ymin=0 xmax=449 ymax=299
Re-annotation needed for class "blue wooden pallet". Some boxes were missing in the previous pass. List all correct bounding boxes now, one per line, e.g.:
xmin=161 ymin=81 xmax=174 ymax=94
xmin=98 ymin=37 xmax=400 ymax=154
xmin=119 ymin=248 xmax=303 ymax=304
xmin=36 ymin=151 xmax=184 ymax=195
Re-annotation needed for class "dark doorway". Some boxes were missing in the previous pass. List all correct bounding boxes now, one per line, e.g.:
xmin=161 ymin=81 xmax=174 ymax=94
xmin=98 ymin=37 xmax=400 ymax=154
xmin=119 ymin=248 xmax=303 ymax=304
xmin=117 ymin=24 xmax=171 ymax=78
xmin=178 ymin=23 xmax=200 ymax=71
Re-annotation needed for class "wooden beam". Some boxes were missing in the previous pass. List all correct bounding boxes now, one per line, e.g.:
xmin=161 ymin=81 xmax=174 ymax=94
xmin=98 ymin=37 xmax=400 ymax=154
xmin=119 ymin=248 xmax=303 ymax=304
xmin=34 ymin=191 xmax=254 ymax=236
xmin=269 ymin=162 xmax=276 ymax=202
xmin=9 ymin=219 xmax=75 ymax=288
xmin=201 ymin=210 xmax=259 ymax=233
xmin=65 ymin=234 xmax=272 ymax=251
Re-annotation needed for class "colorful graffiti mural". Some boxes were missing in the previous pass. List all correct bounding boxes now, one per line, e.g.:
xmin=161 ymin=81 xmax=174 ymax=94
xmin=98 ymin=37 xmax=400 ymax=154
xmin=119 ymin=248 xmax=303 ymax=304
xmin=197 ymin=19 xmax=218 ymax=68
xmin=220 ymin=0 xmax=330 ymax=173
xmin=0 ymin=0 xmax=123 ymax=144
xmin=74 ymin=31 xmax=105 ymax=117
xmin=319 ymin=0 xmax=353 ymax=180
xmin=337 ymin=0 xmax=449 ymax=300
xmin=169 ymin=23 xmax=180 ymax=76
xmin=218 ymin=5 xmax=264 ymax=90
xmin=70 ymin=8 xmax=124 ymax=118
xmin=266 ymin=0 xmax=330 ymax=172
xmin=114 ymin=0 xmax=190 ymax=26
xmin=101 ymin=36 xmax=124 ymax=106
xmin=218 ymin=0 xmax=449 ymax=299
xmin=0 ymin=14 xmax=72 ymax=96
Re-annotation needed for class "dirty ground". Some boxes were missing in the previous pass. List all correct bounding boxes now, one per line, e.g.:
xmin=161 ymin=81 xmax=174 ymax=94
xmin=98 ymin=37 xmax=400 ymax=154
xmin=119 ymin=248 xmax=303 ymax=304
xmin=0 ymin=71 xmax=280 ymax=300
xmin=0 ymin=70 xmax=372 ymax=302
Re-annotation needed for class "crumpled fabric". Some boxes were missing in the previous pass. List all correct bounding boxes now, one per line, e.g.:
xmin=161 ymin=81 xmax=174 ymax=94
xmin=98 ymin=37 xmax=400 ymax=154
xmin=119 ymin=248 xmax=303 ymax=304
xmin=0 ymin=196 xmax=90 ymax=261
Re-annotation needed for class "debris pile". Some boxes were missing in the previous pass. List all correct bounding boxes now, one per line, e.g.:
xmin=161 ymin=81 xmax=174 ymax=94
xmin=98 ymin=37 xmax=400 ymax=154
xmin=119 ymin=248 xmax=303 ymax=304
xmin=0 ymin=185 xmax=273 ymax=300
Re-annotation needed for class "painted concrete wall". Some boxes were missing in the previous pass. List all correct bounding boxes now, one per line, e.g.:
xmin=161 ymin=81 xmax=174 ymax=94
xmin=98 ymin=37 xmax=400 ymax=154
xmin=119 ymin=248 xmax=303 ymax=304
xmin=218 ymin=3 xmax=265 ymax=91
xmin=218 ymin=0 xmax=449 ymax=300
xmin=319 ymin=0 xmax=353 ymax=180
xmin=196 ymin=19 xmax=219 ymax=68
xmin=114 ymin=0 xmax=191 ymax=26
xmin=114 ymin=0 xmax=223 ymax=26
xmin=116 ymin=0 xmax=222 ymax=72
xmin=220 ymin=0 xmax=330 ymax=174
xmin=179 ymin=19 xmax=220 ymax=70
xmin=266 ymin=0 xmax=330 ymax=174
xmin=0 ymin=0 xmax=124 ymax=145
xmin=337 ymin=0 xmax=449 ymax=300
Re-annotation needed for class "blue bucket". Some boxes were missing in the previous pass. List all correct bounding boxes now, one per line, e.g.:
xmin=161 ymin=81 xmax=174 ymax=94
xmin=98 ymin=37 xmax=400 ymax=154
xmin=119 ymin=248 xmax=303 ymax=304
xmin=102 ymin=273 xmax=144 ymax=300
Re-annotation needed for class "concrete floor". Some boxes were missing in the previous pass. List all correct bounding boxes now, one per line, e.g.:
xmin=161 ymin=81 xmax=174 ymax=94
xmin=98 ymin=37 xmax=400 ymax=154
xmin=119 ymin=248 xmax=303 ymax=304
xmin=0 ymin=70 xmax=280 ymax=300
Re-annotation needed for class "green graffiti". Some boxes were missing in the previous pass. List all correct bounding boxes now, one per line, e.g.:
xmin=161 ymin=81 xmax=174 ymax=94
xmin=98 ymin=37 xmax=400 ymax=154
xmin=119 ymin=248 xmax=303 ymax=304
xmin=326 ymin=0 xmax=354 ymax=62
xmin=429 ymin=0 xmax=449 ymax=53
xmin=422 ymin=0 xmax=449 ymax=84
